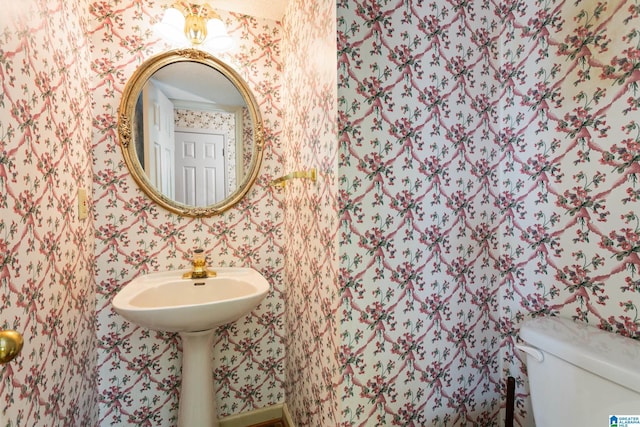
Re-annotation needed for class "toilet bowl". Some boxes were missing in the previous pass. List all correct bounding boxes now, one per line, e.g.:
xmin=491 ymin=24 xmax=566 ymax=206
xmin=517 ymin=317 xmax=640 ymax=427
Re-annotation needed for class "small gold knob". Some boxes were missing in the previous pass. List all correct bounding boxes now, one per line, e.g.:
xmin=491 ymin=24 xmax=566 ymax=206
xmin=0 ymin=330 xmax=23 ymax=364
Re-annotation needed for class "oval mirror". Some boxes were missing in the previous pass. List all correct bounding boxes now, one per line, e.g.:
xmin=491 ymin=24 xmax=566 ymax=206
xmin=118 ymin=49 xmax=264 ymax=217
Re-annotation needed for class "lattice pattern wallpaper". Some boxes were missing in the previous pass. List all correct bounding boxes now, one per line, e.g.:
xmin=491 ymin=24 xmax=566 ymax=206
xmin=282 ymin=0 xmax=340 ymax=425
xmin=89 ymin=2 xmax=286 ymax=425
xmin=2 ymin=0 xmax=640 ymax=426
xmin=337 ymin=1 xmax=640 ymax=426
xmin=0 ymin=0 xmax=98 ymax=425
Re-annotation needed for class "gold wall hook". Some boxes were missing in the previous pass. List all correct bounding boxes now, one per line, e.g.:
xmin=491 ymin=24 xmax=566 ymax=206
xmin=0 ymin=330 xmax=23 ymax=364
xmin=270 ymin=168 xmax=317 ymax=187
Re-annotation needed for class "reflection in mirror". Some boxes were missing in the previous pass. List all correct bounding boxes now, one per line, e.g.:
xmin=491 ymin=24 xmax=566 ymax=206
xmin=118 ymin=49 xmax=263 ymax=217
xmin=134 ymin=61 xmax=252 ymax=205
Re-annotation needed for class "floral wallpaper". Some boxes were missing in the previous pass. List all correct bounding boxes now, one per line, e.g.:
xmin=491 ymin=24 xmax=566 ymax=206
xmin=2 ymin=0 xmax=640 ymax=426
xmin=89 ymin=1 xmax=286 ymax=425
xmin=337 ymin=0 xmax=503 ymax=424
xmin=0 ymin=0 xmax=98 ymax=425
xmin=281 ymin=0 xmax=339 ymax=426
xmin=337 ymin=0 xmax=640 ymax=426
xmin=501 ymin=1 xmax=640 ymax=423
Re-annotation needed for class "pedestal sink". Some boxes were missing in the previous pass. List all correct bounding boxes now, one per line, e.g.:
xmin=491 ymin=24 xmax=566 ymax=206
xmin=112 ymin=268 xmax=270 ymax=427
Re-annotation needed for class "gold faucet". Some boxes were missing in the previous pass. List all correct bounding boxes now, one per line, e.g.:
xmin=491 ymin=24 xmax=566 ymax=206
xmin=182 ymin=248 xmax=217 ymax=279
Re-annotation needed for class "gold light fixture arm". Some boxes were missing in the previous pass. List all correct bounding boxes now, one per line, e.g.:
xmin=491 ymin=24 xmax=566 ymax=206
xmin=0 ymin=330 xmax=23 ymax=365
xmin=271 ymin=168 xmax=317 ymax=188
xmin=154 ymin=1 xmax=234 ymax=52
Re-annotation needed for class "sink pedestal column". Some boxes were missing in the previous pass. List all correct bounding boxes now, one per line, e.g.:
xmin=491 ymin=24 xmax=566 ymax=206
xmin=178 ymin=329 xmax=218 ymax=427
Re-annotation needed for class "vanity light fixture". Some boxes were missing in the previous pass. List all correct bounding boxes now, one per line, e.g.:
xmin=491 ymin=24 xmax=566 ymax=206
xmin=154 ymin=1 xmax=234 ymax=53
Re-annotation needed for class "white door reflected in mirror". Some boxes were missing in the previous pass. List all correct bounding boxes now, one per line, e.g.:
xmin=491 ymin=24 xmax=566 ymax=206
xmin=142 ymin=81 xmax=175 ymax=199
xmin=118 ymin=49 xmax=264 ymax=217
xmin=174 ymin=131 xmax=227 ymax=205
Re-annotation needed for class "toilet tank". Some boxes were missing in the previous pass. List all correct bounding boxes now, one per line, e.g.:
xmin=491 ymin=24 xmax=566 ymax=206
xmin=518 ymin=317 xmax=640 ymax=427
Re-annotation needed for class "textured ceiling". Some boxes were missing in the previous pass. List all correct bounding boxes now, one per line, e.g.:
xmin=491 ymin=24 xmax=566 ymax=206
xmin=213 ymin=0 xmax=288 ymax=20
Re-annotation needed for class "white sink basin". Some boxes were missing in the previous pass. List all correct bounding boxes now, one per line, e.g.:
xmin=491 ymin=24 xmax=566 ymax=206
xmin=112 ymin=267 xmax=270 ymax=332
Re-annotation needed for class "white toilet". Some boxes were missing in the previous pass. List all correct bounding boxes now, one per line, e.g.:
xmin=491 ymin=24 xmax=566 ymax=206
xmin=517 ymin=317 xmax=640 ymax=427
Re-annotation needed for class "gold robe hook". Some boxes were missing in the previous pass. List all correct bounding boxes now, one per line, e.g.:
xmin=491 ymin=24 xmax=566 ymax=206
xmin=270 ymin=168 xmax=317 ymax=187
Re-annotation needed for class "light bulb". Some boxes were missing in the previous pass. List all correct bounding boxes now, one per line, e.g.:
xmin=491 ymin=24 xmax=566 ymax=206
xmin=204 ymin=19 xmax=235 ymax=52
xmin=153 ymin=7 xmax=187 ymax=46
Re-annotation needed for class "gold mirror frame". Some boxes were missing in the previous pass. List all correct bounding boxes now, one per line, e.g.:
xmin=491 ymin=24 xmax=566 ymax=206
xmin=118 ymin=49 xmax=264 ymax=217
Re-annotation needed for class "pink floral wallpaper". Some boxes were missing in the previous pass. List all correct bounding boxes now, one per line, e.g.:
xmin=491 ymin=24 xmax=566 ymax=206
xmin=282 ymin=0 xmax=339 ymax=425
xmin=337 ymin=1 xmax=503 ymax=423
xmin=0 ymin=0 xmax=98 ymax=425
xmin=2 ymin=0 xmax=640 ymax=426
xmin=89 ymin=2 xmax=286 ymax=425
xmin=338 ymin=0 xmax=640 ymax=426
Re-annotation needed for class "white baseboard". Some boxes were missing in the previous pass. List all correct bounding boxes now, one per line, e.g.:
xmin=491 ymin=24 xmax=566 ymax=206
xmin=282 ymin=403 xmax=294 ymax=426
xmin=219 ymin=403 xmax=295 ymax=427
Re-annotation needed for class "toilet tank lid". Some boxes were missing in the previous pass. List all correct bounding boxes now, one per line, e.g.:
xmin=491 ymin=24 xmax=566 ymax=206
xmin=520 ymin=317 xmax=640 ymax=394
